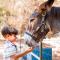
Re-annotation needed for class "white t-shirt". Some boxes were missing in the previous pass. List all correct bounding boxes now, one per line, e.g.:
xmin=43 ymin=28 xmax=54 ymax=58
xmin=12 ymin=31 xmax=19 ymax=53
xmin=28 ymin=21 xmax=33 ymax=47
xmin=3 ymin=41 xmax=17 ymax=60
xmin=3 ymin=41 xmax=29 ymax=60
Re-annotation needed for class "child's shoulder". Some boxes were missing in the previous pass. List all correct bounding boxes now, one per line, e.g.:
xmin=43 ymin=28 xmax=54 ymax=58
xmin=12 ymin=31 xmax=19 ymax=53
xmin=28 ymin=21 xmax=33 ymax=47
xmin=4 ymin=41 xmax=14 ymax=47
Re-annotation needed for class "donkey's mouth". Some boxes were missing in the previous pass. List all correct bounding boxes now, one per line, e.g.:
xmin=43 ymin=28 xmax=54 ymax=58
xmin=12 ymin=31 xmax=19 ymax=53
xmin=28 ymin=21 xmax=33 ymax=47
xmin=23 ymin=31 xmax=39 ymax=47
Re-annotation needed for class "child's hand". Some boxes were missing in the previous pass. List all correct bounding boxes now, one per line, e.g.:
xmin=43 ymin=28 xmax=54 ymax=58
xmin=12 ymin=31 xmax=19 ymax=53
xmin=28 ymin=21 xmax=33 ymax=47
xmin=27 ymin=47 xmax=34 ymax=52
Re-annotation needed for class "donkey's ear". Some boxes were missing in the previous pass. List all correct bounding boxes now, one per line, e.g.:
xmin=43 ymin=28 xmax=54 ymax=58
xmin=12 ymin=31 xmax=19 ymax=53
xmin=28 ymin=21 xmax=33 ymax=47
xmin=45 ymin=0 xmax=54 ymax=11
xmin=47 ymin=0 xmax=54 ymax=6
xmin=38 ymin=0 xmax=54 ymax=13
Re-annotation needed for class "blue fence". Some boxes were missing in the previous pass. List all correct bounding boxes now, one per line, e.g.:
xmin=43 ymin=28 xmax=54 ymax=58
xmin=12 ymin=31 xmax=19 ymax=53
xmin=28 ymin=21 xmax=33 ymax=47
xmin=22 ymin=47 xmax=52 ymax=60
xmin=32 ymin=47 xmax=52 ymax=60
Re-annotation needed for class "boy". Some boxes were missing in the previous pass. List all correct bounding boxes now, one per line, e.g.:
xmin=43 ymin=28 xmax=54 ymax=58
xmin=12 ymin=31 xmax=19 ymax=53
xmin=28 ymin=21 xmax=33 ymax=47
xmin=1 ymin=26 xmax=33 ymax=60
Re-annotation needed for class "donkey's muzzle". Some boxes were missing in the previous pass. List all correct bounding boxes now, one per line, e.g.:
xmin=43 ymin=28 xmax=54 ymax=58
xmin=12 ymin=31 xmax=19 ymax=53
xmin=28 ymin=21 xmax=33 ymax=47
xmin=23 ymin=32 xmax=39 ymax=47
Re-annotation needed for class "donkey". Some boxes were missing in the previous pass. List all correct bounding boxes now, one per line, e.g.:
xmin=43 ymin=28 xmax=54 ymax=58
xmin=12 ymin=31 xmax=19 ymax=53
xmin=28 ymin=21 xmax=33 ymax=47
xmin=24 ymin=0 xmax=60 ymax=47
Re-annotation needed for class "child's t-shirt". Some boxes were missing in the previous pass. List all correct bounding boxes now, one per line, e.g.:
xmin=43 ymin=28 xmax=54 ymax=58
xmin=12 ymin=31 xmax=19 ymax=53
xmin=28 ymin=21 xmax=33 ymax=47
xmin=3 ymin=40 xmax=29 ymax=60
xmin=3 ymin=41 xmax=17 ymax=60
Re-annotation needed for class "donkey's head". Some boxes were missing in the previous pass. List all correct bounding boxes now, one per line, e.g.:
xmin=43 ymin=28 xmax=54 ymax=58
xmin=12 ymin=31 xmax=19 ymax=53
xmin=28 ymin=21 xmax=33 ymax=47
xmin=28 ymin=0 xmax=54 ymax=41
xmin=24 ymin=0 xmax=54 ymax=47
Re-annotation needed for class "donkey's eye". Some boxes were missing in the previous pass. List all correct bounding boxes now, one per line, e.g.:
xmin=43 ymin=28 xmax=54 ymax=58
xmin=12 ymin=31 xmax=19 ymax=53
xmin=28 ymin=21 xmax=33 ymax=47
xmin=30 ymin=19 xmax=34 ymax=22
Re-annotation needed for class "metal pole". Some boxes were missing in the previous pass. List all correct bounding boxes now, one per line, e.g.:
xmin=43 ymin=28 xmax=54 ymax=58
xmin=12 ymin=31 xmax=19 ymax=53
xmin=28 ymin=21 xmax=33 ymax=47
xmin=40 ymin=41 xmax=42 ymax=60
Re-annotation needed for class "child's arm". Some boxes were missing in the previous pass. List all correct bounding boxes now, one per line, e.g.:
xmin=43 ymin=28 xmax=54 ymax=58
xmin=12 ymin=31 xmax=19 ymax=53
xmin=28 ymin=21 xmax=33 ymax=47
xmin=11 ymin=47 xmax=33 ymax=60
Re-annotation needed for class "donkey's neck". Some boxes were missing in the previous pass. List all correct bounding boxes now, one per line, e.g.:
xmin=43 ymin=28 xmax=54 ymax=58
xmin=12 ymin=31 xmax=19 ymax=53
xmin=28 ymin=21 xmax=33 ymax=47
xmin=47 ymin=7 xmax=60 ymax=34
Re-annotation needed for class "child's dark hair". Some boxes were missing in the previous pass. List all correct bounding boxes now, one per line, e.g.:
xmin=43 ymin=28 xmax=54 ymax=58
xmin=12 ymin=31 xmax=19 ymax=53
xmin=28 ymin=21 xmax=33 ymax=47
xmin=1 ymin=26 xmax=18 ymax=37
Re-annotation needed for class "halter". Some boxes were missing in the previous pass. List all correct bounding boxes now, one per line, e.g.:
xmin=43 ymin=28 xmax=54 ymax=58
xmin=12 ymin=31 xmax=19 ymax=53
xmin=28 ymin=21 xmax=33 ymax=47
xmin=25 ymin=11 xmax=47 ymax=42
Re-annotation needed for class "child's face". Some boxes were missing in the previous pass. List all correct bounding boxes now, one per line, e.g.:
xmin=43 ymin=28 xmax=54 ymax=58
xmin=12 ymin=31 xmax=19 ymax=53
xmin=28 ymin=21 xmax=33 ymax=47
xmin=5 ymin=34 xmax=17 ymax=42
